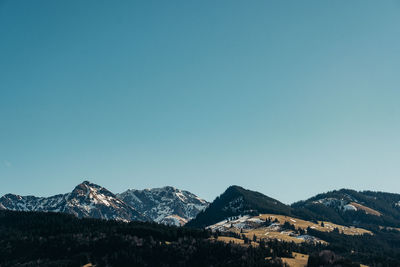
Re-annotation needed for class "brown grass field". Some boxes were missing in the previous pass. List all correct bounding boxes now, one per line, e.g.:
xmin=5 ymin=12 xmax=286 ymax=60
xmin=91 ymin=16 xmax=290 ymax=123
xmin=212 ymin=236 xmax=258 ymax=246
xmin=281 ymin=252 xmax=309 ymax=267
xmin=243 ymin=227 xmax=311 ymax=244
xmin=258 ymin=214 xmax=372 ymax=236
xmin=350 ymin=202 xmax=381 ymax=216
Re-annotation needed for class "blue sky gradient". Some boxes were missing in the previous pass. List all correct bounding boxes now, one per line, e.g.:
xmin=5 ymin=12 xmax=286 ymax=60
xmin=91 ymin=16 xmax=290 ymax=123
xmin=1 ymin=1 xmax=400 ymax=203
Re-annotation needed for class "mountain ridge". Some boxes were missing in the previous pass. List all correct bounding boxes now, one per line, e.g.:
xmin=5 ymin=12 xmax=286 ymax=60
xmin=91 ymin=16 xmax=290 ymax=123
xmin=0 ymin=181 xmax=209 ymax=225
xmin=2 ymin=182 xmax=400 ymax=230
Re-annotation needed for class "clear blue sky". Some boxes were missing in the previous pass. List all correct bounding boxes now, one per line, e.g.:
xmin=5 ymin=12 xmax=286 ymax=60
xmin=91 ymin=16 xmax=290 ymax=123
xmin=1 ymin=1 xmax=400 ymax=203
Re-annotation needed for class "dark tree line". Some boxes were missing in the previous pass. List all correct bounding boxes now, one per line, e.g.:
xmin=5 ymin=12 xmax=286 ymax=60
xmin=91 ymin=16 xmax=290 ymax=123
xmin=0 ymin=210 xmax=283 ymax=267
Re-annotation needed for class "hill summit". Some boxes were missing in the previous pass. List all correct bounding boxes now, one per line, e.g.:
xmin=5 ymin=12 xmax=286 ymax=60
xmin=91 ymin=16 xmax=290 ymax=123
xmin=186 ymin=185 xmax=291 ymax=228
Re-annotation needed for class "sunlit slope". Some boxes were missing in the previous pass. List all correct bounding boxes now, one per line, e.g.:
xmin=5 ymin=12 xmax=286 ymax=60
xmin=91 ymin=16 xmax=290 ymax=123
xmin=207 ymin=213 xmax=372 ymax=245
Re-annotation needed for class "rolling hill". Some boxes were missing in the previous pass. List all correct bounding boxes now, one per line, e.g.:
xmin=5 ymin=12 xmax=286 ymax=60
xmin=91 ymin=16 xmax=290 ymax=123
xmin=186 ymin=185 xmax=292 ymax=228
xmin=291 ymin=189 xmax=400 ymax=228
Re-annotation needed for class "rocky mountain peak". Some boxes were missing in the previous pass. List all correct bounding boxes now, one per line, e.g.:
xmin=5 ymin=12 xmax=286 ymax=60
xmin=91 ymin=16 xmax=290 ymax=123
xmin=117 ymin=186 xmax=209 ymax=224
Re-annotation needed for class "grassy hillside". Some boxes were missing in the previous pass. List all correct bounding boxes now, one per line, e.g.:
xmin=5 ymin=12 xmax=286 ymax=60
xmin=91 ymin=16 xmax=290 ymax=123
xmin=292 ymin=189 xmax=400 ymax=228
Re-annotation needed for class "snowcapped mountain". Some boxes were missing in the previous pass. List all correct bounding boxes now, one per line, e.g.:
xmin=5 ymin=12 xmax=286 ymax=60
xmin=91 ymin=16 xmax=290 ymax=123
xmin=117 ymin=186 xmax=209 ymax=224
xmin=0 ymin=181 xmax=208 ymax=225
xmin=0 ymin=181 xmax=147 ymax=221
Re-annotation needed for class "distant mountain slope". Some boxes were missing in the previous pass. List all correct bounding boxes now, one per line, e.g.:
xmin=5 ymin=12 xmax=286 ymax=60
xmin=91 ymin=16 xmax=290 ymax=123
xmin=0 ymin=181 xmax=208 ymax=225
xmin=117 ymin=186 xmax=208 ymax=225
xmin=0 ymin=181 xmax=147 ymax=221
xmin=292 ymin=189 xmax=400 ymax=227
xmin=186 ymin=185 xmax=292 ymax=228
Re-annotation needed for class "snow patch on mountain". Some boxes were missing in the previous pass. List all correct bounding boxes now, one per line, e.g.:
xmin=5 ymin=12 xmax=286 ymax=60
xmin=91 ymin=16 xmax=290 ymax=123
xmin=343 ymin=204 xmax=357 ymax=212
xmin=206 ymin=215 xmax=252 ymax=232
xmin=313 ymin=198 xmax=348 ymax=208
xmin=313 ymin=197 xmax=360 ymax=213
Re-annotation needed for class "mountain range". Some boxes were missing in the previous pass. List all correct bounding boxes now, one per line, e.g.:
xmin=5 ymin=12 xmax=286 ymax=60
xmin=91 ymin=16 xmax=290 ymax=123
xmin=0 ymin=181 xmax=209 ymax=226
xmin=2 ymin=181 xmax=400 ymax=230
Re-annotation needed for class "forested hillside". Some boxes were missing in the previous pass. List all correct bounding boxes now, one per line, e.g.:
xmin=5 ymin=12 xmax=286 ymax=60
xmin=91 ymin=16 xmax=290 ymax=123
xmin=0 ymin=210 xmax=284 ymax=267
